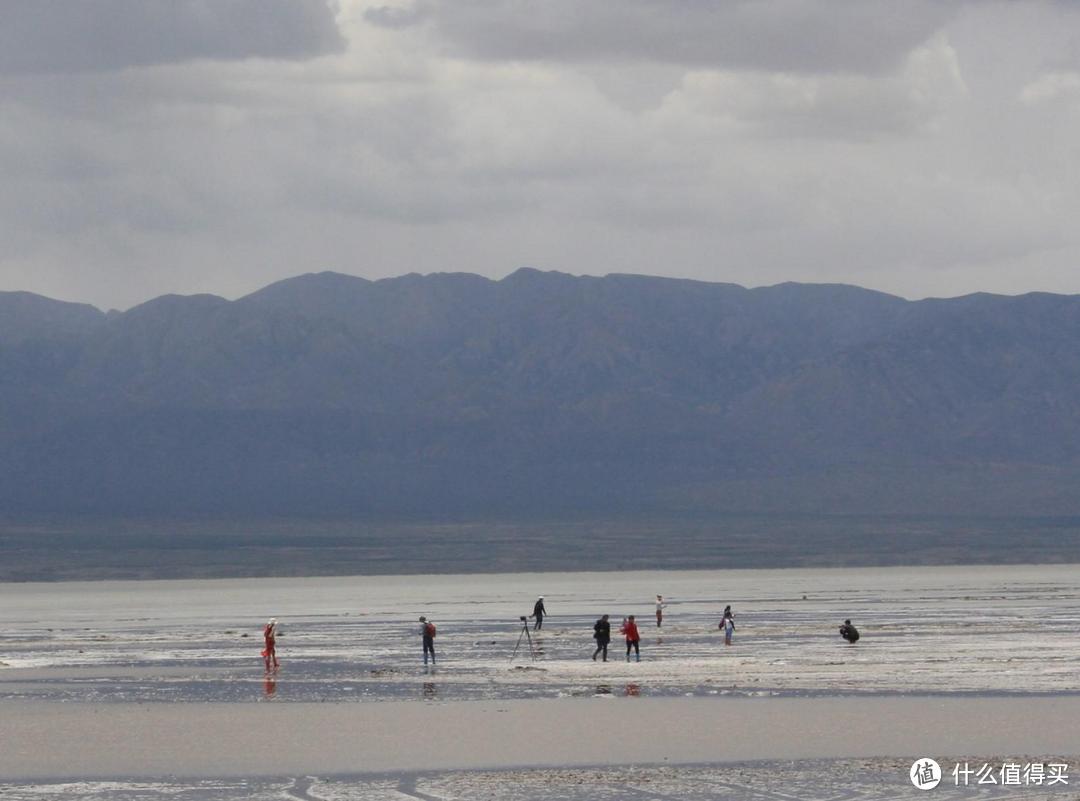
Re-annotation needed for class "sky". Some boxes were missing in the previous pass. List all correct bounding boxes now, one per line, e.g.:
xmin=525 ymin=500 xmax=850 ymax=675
xmin=1 ymin=0 xmax=1079 ymax=310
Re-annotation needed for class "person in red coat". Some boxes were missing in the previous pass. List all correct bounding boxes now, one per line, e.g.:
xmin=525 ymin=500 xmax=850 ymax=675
xmin=621 ymin=615 xmax=641 ymax=662
xmin=262 ymin=618 xmax=279 ymax=671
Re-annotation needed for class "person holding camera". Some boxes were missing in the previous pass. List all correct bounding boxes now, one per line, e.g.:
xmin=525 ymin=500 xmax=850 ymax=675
xmin=840 ymin=619 xmax=860 ymax=643
xmin=419 ymin=616 xmax=437 ymax=667
xmin=261 ymin=618 xmax=279 ymax=671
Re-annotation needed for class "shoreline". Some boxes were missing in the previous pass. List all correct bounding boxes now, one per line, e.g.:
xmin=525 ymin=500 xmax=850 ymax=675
xmin=3 ymin=695 xmax=1080 ymax=780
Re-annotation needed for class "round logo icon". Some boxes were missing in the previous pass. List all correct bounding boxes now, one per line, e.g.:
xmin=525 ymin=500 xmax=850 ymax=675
xmin=910 ymin=758 xmax=942 ymax=789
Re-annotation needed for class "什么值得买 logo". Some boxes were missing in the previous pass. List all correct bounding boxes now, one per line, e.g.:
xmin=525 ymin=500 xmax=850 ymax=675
xmin=910 ymin=758 xmax=942 ymax=790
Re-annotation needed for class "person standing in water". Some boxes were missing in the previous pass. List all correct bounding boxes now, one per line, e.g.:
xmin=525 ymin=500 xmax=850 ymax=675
xmin=532 ymin=596 xmax=546 ymax=631
xmin=719 ymin=606 xmax=735 ymax=646
xmin=622 ymin=615 xmax=641 ymax=662
xmin=655 ymin=595 xmax=665 ymax=628
xmin=592 ymin=614 xmax=611 ymax=661
xmin=262 ymin=618 xmax=279 ymax=670
xmin=419 ymin=616 xmax=437 ymax=667
xmin=840 ymin=619 xmax=860 ymax=643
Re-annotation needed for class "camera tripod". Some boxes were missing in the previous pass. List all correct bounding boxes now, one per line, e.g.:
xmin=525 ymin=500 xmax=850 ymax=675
xmin=509 ymin=616 xmax=537 ymax=663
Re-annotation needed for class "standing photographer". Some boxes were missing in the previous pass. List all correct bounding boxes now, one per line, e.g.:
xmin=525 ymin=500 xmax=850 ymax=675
xmin=532 ymin=596 xmax=546 ymax=630
xmin=419 ymin=616 xmax=437 ymax=667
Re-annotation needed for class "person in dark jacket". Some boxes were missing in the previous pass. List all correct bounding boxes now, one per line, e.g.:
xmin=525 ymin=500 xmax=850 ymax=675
xmin=419 ymin=616 xmax=436 ymax=666
xmin=592 ymin=614 xmax=611 ymax=661
xmin=839 ymin=619 xmax=860 ymax=643
xmin=532 ymin=596 xmax=546 ymax=630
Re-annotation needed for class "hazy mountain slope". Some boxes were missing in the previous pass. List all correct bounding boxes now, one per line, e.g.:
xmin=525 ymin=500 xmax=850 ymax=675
xmin=2 ymin=270 xmax=1078 ymax=518
xmin=0 ymin=291 xmax=105 ymax=344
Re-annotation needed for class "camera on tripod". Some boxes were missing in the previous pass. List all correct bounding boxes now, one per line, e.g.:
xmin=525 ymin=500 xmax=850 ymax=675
xmin=510 ymin=615 xmax=536 ymax=662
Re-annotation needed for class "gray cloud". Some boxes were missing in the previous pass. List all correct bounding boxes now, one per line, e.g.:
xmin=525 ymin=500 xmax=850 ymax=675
xmin=3 ymin=1 xmax=1080 ymax=310
xmin=363 ymin=3 xmax=430 ymax=30
xmin=0 ymin=0 xmax=344 ymax=74
xmin=369 ymin=0 xmax=956 ymax=74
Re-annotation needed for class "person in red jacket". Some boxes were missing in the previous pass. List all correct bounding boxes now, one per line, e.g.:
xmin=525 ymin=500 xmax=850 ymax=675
xmin=621 ymin=615 xmax=641 ymax=662
xmin=262 ymin=618 xmax=279 ymax=671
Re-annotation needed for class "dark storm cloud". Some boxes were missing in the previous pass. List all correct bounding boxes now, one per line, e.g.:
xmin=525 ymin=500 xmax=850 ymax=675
xmin=0 ymin=0 xmax=345 ymax=74
xmin=367 ymin=0 xmax=956 ymax=74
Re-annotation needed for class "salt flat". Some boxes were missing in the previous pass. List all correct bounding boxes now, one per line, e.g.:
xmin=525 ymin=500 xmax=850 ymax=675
xmin=1 ymin=565 xmax=1078 ymax=701
xmin=1 ymin=565 xmax=1078 ymax=797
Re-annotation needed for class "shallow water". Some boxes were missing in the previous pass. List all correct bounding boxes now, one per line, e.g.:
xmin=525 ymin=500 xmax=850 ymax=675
xmin=0 ymin=565 xmax=1078 ymax=702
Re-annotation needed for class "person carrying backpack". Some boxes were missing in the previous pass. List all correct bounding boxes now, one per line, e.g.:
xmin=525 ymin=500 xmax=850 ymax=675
xmin=419 ymin=616 xmax=437 ymax=666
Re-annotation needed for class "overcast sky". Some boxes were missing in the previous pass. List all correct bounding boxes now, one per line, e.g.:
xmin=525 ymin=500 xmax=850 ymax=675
xmin=2 ymin=0 xmax=1079 ymax=310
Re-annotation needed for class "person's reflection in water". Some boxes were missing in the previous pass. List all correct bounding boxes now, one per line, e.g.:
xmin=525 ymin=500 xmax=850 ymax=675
xmin=422 ymin=682 xmax=438 ymax=700
xmin=263 ymin=676 xmax=277 ymax=698
xmin=624 ymin=683 xmax=641 ymax=697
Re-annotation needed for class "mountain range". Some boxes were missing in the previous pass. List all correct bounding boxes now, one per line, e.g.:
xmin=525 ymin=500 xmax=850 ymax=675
xmin=3 ymin=268 xmax=1080 ymax=520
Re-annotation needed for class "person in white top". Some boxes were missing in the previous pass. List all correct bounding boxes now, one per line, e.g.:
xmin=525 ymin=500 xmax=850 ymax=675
xmin=722 ymin=606 xmax=735 ymax=645
xmin=655 ymin=595 xmax=665 ymax=628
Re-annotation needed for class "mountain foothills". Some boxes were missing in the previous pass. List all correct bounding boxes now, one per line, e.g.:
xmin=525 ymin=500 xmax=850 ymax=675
xmin=3 ymin=268 xmax=1080 ymax=519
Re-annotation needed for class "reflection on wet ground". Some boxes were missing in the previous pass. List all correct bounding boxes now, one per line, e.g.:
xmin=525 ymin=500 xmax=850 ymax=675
xmin=2 ymin=565 xmax=1080 ymax=703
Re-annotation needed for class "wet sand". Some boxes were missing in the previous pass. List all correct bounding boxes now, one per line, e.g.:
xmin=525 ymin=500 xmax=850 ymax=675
xmin=3 ymin=695 xmax=1079 ymax=780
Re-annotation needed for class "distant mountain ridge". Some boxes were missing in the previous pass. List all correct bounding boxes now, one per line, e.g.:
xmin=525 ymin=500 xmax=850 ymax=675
xmin=3 ymin=269 xmax=1080 ymax=518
